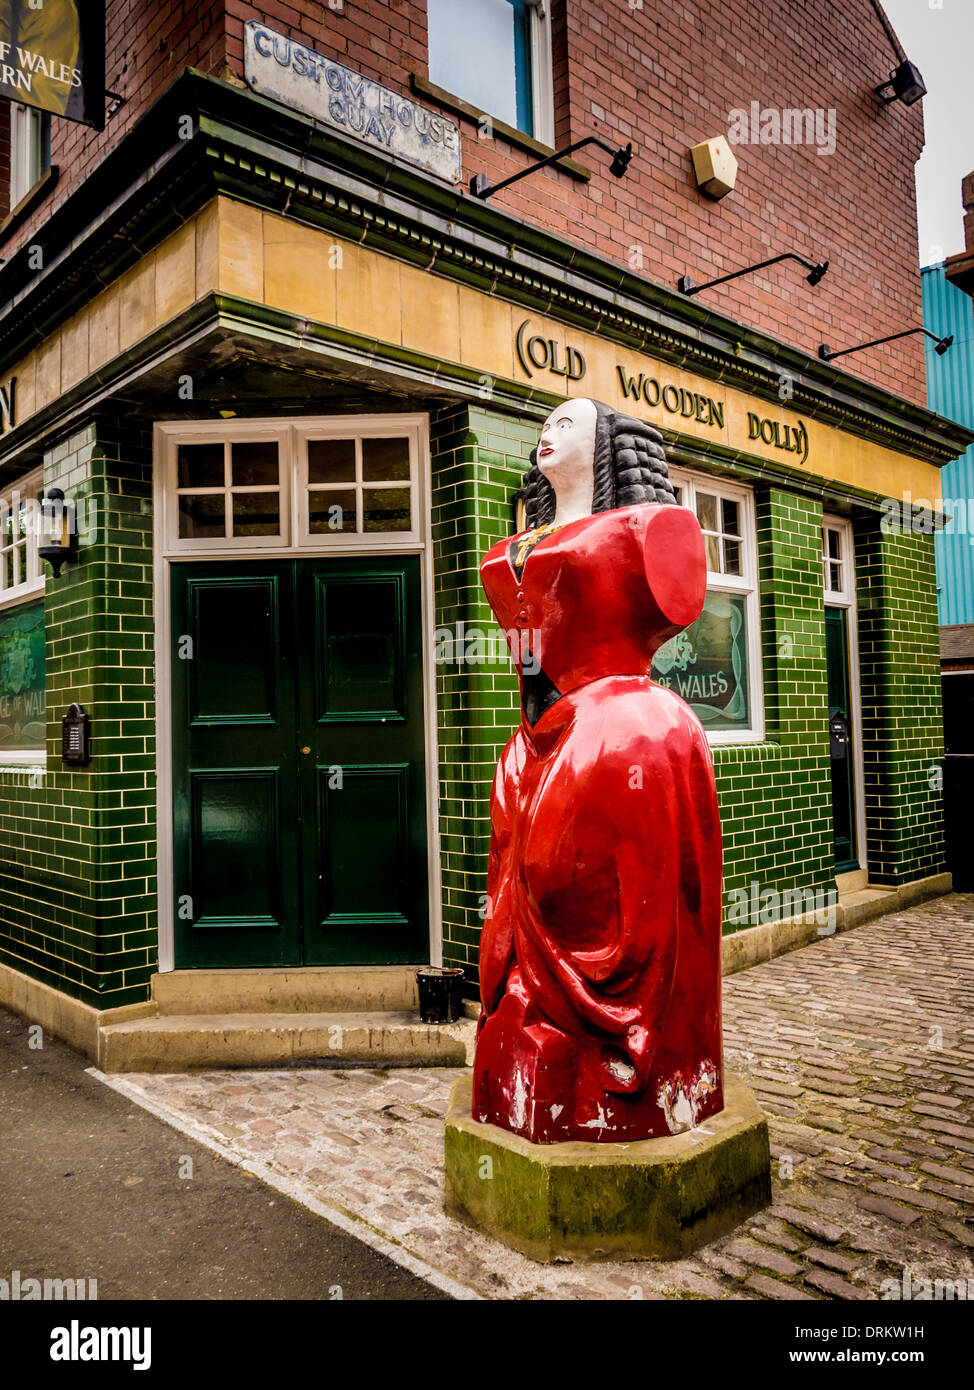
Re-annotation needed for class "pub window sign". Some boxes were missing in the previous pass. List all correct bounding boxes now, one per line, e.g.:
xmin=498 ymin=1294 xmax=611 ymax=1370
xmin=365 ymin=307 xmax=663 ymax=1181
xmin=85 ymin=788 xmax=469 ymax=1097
xmin=0 ymin=0 xmax=106 ymax=130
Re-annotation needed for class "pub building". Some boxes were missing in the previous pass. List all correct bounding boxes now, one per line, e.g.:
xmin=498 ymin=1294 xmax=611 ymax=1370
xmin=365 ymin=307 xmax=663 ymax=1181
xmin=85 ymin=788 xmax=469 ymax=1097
xmin=0 ymin=1 xmax=969 ymax=1068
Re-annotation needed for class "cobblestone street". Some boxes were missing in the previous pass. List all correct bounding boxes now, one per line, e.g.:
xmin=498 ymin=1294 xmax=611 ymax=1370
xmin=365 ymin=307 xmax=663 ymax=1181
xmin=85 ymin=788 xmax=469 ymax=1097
xmin=95 ymin=895 xmax=974 ymax=1300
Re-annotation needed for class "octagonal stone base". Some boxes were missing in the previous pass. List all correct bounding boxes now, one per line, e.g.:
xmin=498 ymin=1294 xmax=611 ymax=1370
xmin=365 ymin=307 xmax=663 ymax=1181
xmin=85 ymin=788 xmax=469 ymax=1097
xmin=444 ymin=1072 xmax=771 ymax=1262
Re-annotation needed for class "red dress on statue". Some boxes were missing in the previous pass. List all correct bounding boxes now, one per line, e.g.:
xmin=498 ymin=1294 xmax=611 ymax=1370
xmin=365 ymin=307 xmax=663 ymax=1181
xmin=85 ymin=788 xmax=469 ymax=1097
xmin=473 ymin=502 xmax=724 ymax=1143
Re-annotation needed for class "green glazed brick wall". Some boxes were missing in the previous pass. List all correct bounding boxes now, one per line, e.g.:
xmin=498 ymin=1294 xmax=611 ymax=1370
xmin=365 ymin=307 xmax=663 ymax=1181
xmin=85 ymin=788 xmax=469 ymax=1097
xmin=0 ymin=419 xmax=157 ymax=1010
xmin=714 ymin=487 xmax=835 ymax=923
xmin=431 ymin=403 xmax=534 ymax=985
xmin=854 ymin=518 xmax=946 ymax=885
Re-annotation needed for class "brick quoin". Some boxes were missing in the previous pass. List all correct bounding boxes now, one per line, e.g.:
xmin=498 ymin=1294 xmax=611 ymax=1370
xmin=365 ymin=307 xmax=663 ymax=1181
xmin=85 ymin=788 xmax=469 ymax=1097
xmin=1 ymin=0 xmax=927 ymax=404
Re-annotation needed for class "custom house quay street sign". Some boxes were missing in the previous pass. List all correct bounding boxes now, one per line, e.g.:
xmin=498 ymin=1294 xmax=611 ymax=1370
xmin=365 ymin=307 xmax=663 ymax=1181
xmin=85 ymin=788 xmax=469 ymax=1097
xmin=244 ymin=20 xmax=462 ymax=184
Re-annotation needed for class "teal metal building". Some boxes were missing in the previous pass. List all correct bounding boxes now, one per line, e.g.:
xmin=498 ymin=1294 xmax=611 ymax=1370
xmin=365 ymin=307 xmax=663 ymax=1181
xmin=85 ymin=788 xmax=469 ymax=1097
xmin=922 ymin=263 xmax=974 ymax=626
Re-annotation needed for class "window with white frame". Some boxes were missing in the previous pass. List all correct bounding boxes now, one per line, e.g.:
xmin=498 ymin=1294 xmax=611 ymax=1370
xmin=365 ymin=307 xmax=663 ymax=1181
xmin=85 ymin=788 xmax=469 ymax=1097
xmin=652 ymin=471 xmax=763 ymax=741
xmin=426 ymin=0 xmax=554 ymax=144
xmin=0 ymin=469 xmax=45 ymax=603
xmin=0 ymin=468 xmax=46 ymax=765
xmin=161 ymin=418 xmax=424 ymax=553
xmin=822 ymin=519 xmax=854 ymax=603
xmin=9 ymin=103 xmax=51 ymax=209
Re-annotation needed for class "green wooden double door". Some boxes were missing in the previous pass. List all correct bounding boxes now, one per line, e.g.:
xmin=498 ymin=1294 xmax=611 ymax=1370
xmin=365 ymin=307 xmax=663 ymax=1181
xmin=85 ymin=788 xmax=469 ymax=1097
xmin=171 ymin=557 xmax=429 ymax=968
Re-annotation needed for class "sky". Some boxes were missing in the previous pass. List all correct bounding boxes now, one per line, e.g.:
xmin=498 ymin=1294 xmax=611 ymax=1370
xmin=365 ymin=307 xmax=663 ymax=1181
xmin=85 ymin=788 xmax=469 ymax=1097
xmin=880 ymin=0 xmax=974 ymax=266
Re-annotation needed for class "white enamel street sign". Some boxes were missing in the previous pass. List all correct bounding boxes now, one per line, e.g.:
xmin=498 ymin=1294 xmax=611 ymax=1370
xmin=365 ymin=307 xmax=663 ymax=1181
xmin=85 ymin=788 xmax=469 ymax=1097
xmin=244 ymin=21 xmax=462 ymax=184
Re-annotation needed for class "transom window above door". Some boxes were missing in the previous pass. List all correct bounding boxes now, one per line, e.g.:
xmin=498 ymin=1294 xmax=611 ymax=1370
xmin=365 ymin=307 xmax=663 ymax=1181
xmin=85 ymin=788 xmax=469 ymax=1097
xmin=158 ymin=417 xmax=426 ymax=554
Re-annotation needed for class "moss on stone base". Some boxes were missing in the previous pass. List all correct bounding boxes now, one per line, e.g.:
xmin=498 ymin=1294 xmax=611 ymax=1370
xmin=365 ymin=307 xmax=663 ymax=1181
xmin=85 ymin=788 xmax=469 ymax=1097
xmin=444 ymin=1072 xmax=771 ymax=1262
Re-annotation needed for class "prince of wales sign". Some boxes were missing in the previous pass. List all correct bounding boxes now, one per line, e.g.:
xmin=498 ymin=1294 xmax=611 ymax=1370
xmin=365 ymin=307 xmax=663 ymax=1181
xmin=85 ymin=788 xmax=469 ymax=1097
xmin=0 ymin=0 xmax=105 ymax=130
xmin=244 ymin=21 xmax=461 ymax=184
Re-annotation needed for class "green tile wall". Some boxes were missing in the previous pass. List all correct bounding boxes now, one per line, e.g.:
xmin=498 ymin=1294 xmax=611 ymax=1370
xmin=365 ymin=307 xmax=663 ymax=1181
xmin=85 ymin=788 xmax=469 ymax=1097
xmin=0 ymin=420 xmax=156 ymax=1009
xmin=855 ymin=516 xmax=946 ymax=884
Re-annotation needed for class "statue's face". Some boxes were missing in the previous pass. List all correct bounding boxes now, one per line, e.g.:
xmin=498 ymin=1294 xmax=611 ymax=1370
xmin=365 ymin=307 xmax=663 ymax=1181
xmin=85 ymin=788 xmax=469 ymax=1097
xmin=536 ymin=398 xmax=598 ymax=492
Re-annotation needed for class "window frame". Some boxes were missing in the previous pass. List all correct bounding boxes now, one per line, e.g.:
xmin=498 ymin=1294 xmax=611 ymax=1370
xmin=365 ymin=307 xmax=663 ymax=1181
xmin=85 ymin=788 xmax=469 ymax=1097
xmin=666 ymin=468 xmax=765 ymax=744
xmin=426 ymin=0 xmax=554 ymax=146
xmin=159 ymin=417 xmax=426 ymax=556
xmin=9 ymin=102 xmax=51 ymax=210
xmin=0 ymin=467 xmax=46 ymax=610
xmin=822 ymin=517 xmax=855 ymax=606
xmin=0 ymin=466 xmax=46 ymax=767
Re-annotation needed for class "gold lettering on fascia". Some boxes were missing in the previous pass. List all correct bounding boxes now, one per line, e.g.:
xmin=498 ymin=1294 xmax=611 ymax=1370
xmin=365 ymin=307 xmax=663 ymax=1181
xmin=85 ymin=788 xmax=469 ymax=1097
xmin=617 ymin=367 xmax=725 ymax=431
xmin=515 ymin=319 xmax=586 ymax=382
xmin=514 ymin=320 xmax=811 ymax=465
xmin=746 ymin=411 xmax=808 ymax=465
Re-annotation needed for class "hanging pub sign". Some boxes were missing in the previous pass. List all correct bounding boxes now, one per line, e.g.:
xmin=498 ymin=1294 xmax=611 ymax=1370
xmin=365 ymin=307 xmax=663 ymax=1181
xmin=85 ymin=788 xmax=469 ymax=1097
xmin=243 ymin=20 xmax=462 ymax=184
xmin=0 ymin=0 xmax=105 ymax=130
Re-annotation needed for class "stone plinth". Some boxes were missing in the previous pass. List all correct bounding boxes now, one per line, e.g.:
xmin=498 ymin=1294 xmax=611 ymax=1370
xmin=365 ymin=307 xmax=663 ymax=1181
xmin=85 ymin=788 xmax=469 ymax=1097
xmin=444 ymin=1072 xmax=770 ymax=1262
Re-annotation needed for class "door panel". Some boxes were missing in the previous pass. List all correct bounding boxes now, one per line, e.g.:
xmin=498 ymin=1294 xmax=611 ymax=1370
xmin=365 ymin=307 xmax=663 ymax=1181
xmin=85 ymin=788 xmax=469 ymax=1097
xmin=172 ymin=562 xmax=299 ymax=966
xmin=190 ymin=770 xmax=282 ymax=929
xmin=825 ymin=605 xmax=858 ymax=872
xmin=172 ymin=556 xmax=429 ymax=968
xmin=299 ymin=558 xmax=428 ymax=965
xmin=190 ymin=577 xmax=280 ymax=724
xmin=315 ymin=573 xmax=406 ymax=720
xmin=318 ymin=764 xmax=411 ymax=924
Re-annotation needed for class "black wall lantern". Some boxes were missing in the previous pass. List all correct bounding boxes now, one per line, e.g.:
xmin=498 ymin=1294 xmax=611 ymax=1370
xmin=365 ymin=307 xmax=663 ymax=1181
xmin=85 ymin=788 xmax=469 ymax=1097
xmin=876 ymin=60 xmax=927 ymax=107
xmin=37 ymin=488 xmax=75 ymax=577
xmin=869 ymin=0 xmax=926 ymax=106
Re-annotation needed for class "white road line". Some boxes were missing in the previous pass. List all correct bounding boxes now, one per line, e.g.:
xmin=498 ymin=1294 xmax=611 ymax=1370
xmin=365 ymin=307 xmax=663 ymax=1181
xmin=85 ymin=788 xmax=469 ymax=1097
xmin=87 ymin=1067 xmax=482 ymax=1302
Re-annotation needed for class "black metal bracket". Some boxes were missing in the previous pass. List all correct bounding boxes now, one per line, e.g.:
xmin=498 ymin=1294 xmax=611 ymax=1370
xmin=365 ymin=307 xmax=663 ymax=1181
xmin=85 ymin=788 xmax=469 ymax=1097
xmin=106 ymin=91 xmax=126 ymax=120
xmin=819 ymin=327 xmax=952 ymax=362
xmin=678 ymin=251 xmax=829 ymax=297
xmin=470 ymin=134 xmax=633 ymax=200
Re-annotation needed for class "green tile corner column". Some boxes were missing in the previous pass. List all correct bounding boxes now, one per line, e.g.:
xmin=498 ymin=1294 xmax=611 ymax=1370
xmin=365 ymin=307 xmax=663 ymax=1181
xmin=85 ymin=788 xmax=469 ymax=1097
xmin=429 ymin=403 xmax=539 ymax=991
xmin=854 ymin=514 xmax=946 ymax=886
xmin=0 ymin=418 xmax=157 ymax=1011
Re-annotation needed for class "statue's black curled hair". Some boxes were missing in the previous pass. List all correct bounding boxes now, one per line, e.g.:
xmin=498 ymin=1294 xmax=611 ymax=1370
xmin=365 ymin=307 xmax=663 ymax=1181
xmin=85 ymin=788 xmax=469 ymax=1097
xmin=520 ymin=400 xmax=678 ymax=530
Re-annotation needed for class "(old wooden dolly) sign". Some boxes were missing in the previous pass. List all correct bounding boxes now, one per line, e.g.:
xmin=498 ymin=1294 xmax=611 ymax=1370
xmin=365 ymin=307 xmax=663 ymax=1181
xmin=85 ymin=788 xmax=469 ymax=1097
xmin=244 ymin=21 xmax=462 ymax=184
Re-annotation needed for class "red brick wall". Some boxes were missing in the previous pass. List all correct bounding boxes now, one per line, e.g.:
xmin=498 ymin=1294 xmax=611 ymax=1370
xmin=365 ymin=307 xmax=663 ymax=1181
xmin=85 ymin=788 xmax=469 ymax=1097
xmin=3 ymin=0 xmax=227 ymax=246
xmin=4 ymin=0 xmax=928 ymax=406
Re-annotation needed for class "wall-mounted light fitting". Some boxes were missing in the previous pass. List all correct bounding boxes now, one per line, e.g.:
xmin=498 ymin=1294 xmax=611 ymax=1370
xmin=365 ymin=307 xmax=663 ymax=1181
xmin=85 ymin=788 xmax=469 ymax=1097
xmin=469 ymin=134 xmax=633 ymax=200
xmin=875 ymin=59 xmax=926 ymax=107
xmin=868 ymin=0 xmax=926 ymax=106
xmin=678 ymin=251 xmax=829 ymax=297
xmin=37 ymin=487 xmax=75 ymax=577
xmin=819 ymin=327 xmax=953 ymax=362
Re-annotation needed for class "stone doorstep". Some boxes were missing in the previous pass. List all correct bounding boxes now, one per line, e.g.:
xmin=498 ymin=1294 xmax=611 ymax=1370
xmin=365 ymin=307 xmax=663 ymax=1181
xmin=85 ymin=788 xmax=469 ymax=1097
xmin=96 ymin=1010 xmax=478 ymax=1073
xmin=720 ymin=872 xmax=952 ymax=977
xmin=152 ymin=964 xmax=421 ymax=1014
